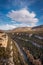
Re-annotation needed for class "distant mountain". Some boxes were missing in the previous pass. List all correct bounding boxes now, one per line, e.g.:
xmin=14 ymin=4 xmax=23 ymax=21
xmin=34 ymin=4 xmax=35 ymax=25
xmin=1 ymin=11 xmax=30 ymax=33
xmin=8 ymin=25 xmax=43 ymax=33
xmin=9 ymin=27 xmax=32 ymax=33
xmin=32 ymin=25 xmax=43 ymax=31
xmin=0 ymin=25 xmax=43 ymax=33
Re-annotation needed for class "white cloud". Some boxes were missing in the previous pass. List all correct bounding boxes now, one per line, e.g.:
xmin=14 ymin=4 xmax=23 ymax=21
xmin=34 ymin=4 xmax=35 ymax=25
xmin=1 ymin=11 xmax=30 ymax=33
xmin=0 ymin=24 xmax=16 ymax=30
xmin=0 ymin=23 xmax=33 ymax=30
xmin=0 ymin=22 xmax=38 ymax=30
xmin=7 ymin=8 xmax=39 ymax=26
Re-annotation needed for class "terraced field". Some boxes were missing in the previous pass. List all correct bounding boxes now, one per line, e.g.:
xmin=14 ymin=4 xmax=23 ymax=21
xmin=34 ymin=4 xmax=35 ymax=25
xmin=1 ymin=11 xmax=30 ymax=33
xmin=11 ymin=31 xmax=43 ymax=65
xmin=0 ymin=31 xmax=43 ymax=65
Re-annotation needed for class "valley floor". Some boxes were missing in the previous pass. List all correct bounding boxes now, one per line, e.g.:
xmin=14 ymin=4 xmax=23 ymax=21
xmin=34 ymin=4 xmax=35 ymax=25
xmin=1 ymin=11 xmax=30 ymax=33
xmin=0 ymin=32 xmax=43 ymax=65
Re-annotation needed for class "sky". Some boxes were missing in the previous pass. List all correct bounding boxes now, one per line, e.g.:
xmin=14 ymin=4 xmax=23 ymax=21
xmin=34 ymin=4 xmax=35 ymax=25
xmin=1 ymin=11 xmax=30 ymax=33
xmin=0 ymin=0 xmax=43 ymax=30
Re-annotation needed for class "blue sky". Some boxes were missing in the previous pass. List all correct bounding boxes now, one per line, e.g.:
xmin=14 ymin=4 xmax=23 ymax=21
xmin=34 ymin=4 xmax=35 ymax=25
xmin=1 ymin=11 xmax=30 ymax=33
xmin=0 ymin=0 xmax=43 ymax=30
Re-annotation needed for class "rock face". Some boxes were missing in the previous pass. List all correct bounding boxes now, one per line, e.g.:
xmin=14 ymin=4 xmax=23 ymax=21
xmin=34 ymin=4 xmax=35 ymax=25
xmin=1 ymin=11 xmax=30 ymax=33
xmin=0 ymin=32 xmax=8 ymax=48
xmin=0 ymin=32 xmax=14 ymax=65
xmin=8 ymin=41 xmax=14 ymax=65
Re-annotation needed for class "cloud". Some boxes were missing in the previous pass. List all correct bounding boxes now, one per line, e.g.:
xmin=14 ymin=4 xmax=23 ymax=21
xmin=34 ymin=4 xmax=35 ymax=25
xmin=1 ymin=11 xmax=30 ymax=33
xmin=0 ymin=23 xmax=35 ymax=30
xmin=7 ymin=8 xmax=39 ymax=26
xmin=0 ymin=23 xmax=27 ymax=30
xmin=0 ymin=24 xmax=16 ymax=30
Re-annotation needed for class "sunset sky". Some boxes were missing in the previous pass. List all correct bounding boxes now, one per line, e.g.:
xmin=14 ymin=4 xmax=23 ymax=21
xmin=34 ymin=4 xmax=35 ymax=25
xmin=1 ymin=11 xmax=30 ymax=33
xmin=0 ymin=0 xmax=43 ymax=30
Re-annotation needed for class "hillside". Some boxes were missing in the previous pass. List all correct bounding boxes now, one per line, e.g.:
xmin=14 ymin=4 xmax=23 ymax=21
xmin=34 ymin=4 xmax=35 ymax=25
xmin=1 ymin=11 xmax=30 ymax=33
xmin=8 ymin=25 xmax=43 ymax=33
xmin=0 ymin=30 xmax=4 ymax=33
xmin=9 ymin=27 xmax=32 ymax=33
xmin=32 ymin=25 xmax=43 ymax=31
xmin=0 ymin=25 xmax=43 ymax=33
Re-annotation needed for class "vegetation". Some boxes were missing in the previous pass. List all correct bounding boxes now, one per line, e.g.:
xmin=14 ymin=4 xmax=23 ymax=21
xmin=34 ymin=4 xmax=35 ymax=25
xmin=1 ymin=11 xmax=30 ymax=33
xmin=11 ymin=31 xmax=43 ymax=65
xmin=0 ymin=30 xmax=43 ymax=65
